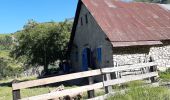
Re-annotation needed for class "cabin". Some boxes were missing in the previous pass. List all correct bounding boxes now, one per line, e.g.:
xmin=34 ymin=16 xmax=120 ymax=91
xmin=68 ymin=0 xmax=170 ymax=76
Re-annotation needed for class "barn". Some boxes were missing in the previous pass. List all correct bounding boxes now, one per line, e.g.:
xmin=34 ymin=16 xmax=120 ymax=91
xmin=68 ymin=0 xmax=170 ymax=77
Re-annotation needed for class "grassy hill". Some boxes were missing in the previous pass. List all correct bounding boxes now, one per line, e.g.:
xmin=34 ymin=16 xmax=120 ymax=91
xmin=0 ymin=34 xmax=23 ymax=79
xmin=0 ymin=34 xmax=13 ymax=50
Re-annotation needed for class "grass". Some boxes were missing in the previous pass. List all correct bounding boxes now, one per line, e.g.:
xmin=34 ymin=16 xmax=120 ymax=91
xmin=1 ymin=69 xmax=170 ymax=100
xmin=0 ymin=77 xmax=79 ymax=100
xmin=107 ymin=71 xmax=170 ymax=100
xmin=0 ymin=76 xmax=105 ymax=100
xmin=0 ymin=86 xmax=58 ymax=100
xmin=0 ymin=77 xmax=37 ymax=100
xmin=108 ymin=86 xmax=170 ymax=100
xmin=108 ymin=71 xmax=170 ymax=100
xmin=112 ymin=80 xmax=145 ymax=90
xmin=0 ymin=78 xmax=170 ymax=100
xmin=159 ymin=68 xmax=170 ymax=82
xmin=0 ymin=86 xmax=12 ymax=100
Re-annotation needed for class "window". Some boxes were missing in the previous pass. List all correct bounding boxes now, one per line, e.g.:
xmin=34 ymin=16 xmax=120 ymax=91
xmin=85 ymin=14 xmax=88 ymax=24
xmin=81 ymin=17 xmax=83 ymax=26
xmin=75 ymin=51 xmax=78 ymax=62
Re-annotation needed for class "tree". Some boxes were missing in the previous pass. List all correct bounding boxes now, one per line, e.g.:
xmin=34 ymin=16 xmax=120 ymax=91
xmin=11 ymin=20 xmax=72 ymax=74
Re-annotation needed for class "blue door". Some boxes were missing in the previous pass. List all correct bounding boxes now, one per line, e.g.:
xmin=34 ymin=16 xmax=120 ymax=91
xmin=82 ymin=48 xmax=88 ymax=71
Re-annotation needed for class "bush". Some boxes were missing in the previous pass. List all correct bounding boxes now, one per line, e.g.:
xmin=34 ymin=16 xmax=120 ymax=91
xmin=0 ymin=59 xmax=23 ymax=79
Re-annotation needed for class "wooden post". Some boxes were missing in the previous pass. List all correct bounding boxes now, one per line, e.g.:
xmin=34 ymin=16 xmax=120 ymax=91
xmin=87 ymin=76 xmax=95 ymax=98
xmin=105 ymin=73 xmax=112 ymax=93
xmin=149 ymin=57 xmax=157 ymax=83
xmin=12 ymin=90 xmax=21 ymax=100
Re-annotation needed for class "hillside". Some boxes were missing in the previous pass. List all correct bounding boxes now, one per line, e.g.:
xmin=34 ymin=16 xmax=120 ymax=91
xmin=0 ymin=34 xmax=23 ymax=79
xmin=0 ymin=34 xmax=13 ymax=50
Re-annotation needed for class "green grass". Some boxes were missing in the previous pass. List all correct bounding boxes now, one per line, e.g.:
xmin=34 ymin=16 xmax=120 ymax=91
xmin=0 ymin=77 xmax=80 ymax=100
xmin=159 ymin=68 xmax=170 ymax=82
xmin=112 ymin=80 xmax=145 ymax=90
xmin=107 ymin=71 xmax=170 ymax=100
xmin=0 ymin=86 xmax=58 ymax=100
xmin=108 ymin=86 xmax=170 ymax=100
xmin=0 ymin=77 xmax=34 ymax=100
xmin=21 ymin=87 xmax=57 ymax=98
xmin=0 ymin=86 xmax=12 ymax=100
xmin=1 ymin=69 xmax=170 ymax=100
xmin=0 ymin=79 xmax=170 ymax=100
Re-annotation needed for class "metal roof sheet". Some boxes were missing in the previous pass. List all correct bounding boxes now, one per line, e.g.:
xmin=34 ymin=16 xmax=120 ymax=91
xmin=111 ymin=41 xmax=162 ymax=47
xmin=82 ymin=0 xmax=170 ymax=42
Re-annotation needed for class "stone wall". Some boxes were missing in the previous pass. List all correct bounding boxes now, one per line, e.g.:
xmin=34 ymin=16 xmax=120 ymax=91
xmin=149 ymin=43 xmax=170 ymax=68
xmin=112 ymin=43 xmax=170 ymax=70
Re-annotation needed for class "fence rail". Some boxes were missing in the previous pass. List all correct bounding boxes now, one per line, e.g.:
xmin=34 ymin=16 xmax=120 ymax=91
xmin=12 ymin=62 xmax=158 ymax=100
xmin=12 ymin=69 xmax=101 ymax=90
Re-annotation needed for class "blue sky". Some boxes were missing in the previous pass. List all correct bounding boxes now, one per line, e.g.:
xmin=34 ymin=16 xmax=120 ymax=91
xmin=0 ymin=0 xmax=78 ymax=33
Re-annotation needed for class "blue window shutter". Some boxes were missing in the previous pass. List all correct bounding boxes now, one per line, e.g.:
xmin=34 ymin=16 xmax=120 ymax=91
xmin=97 ymin=48 xmax=102 ymax=63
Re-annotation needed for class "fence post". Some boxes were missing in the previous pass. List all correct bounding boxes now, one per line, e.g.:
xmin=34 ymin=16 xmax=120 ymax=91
xmin=87 ymin=76 xmax=95 ymax=98
xmin=12 ymin=90 xmax=21 ymax=100
xmin=149 ymin=57 xmax=157 ymax=83
xmin=105 ymin=73 xmax=113 ymax=93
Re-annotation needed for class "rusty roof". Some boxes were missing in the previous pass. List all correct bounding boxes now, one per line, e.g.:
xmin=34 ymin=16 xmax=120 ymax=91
xmin=82 ymin=0 xmax=170 ymax=43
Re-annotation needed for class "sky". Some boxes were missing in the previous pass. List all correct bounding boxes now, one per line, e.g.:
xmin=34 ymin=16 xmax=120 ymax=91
xmin=0 ymin=0 xmax=78 ymax=34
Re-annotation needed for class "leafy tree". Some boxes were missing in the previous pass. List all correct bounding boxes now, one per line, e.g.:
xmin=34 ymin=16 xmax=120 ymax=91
xmin=11 ymin=20 xmax=72 ymax=74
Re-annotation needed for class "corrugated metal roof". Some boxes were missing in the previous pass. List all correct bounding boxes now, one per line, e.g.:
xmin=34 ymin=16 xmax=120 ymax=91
xmin=82 ymin=0 xmax=170 ymax=42
xmin=112 ymin=41 xmax=162 ymax=47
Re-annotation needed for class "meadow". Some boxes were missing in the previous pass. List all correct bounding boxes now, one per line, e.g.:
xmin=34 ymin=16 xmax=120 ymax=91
xmin=0 ymin=70 xmax=170 ymax=100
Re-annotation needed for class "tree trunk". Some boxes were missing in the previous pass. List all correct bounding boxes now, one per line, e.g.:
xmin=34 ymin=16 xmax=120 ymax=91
xmin=44 ymin=63 xmax=49 ymax=75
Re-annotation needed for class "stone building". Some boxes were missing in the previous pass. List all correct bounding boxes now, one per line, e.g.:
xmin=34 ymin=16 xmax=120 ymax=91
xmin=68 ymin=0 xmax=170 ymax=73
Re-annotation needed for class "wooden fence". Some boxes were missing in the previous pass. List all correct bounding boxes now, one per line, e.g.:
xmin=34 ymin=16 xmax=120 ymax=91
xmin=12 ymin=62 xmax=158 ymax=100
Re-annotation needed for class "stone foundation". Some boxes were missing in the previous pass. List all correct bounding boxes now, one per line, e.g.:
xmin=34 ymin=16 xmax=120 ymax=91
xmin=112 ymin=44 xmax=170 ymax=71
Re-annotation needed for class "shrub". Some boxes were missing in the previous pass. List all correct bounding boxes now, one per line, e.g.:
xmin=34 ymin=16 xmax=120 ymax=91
xmin=0 ymin=59 xmax=23 ymax=79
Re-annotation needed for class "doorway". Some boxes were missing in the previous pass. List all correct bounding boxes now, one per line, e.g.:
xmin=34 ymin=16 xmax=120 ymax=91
xmin=82 ymin=48 xmax=91 ymax=71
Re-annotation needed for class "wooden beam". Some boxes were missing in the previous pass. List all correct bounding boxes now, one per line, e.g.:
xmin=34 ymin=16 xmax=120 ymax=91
xmin=105 ymin=74 xmax=112 ymax=93
xmin=12 ymin=69 xmax=101 ymax=90
xmin=20 ymin=82 xmax=104 ymax=100
xmin=104 ymin=72 xmax=158 ymax=86
xmin=88 ymin=76 xmax=95 ymax=98
xmin=111 ymin=41 xmax=162 ymax=47
xmin=12 ymin=90 xmax=21 ymax=100
xmin=102 ymin=62 xmax=157 ymax=73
